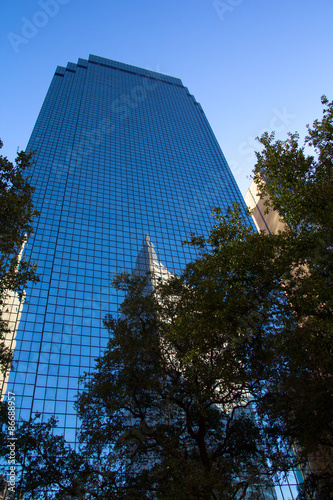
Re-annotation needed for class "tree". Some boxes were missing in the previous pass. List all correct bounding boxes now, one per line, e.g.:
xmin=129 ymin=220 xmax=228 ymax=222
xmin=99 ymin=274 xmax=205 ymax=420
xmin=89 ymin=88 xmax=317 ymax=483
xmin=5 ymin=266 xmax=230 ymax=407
xmin=0 ymin=141 xmax=40 ymax=499
xmin=75 ymin=268 xmax=291 ymax=500
xmin=251 ymin=95 xmax=333 ymax=496
xmin=0 ymin=413 xmax=94 ymax=500
xmin=2 ymin=265 xmax=291 ymax=499
xmin=0 ymin=140 xmax=39 ymax=378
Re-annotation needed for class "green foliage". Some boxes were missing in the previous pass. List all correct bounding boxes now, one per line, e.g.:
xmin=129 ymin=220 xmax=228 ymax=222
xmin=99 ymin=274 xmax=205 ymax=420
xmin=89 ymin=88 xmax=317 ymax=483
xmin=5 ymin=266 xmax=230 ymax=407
xmin=3 ymin=271 xmax=286 ymax=499
xmin=0 ymin=140 xmax=39 ymax=376
xmin=75 ymin=272 xmax=285 ymax=499
xmin=252 ymin=96 xmax=333 ymax=495
xmin=253 ymin=95 xmax=333 ymax=235
xmin=0 ymin=414 xmax=95 ymax=499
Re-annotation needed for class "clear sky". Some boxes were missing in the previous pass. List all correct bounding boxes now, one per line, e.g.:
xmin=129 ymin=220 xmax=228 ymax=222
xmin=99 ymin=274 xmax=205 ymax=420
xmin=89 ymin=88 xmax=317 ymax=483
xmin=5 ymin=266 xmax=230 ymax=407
xmin=1 ymin=0 xmax=332 ymax=195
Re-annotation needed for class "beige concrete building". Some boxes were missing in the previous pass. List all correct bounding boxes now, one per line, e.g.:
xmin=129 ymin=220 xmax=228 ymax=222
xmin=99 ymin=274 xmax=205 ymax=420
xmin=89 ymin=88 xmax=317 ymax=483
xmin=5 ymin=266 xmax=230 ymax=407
xmin=244 ymin=179 xmax=285 ymax=234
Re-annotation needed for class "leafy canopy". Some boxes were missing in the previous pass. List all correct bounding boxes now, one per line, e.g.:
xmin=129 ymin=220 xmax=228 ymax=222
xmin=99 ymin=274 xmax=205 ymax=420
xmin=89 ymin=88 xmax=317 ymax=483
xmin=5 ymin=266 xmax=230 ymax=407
xmin=0 ymin=140 xmax=39 ymax=378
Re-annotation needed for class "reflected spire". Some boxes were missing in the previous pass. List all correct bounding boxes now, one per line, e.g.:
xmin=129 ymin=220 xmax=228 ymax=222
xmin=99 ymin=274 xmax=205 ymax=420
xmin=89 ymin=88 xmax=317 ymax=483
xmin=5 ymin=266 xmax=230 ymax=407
xmin=134 ymin=234 xmax=172 ymax=285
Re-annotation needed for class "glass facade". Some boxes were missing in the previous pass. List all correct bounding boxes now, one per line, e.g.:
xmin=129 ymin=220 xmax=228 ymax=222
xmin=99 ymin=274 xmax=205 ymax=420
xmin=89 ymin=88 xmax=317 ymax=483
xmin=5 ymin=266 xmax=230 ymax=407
xmin=3 ymin=55 xmax=249 ymax=443
xmin=1 ymin=54 xmax=303 ymax=498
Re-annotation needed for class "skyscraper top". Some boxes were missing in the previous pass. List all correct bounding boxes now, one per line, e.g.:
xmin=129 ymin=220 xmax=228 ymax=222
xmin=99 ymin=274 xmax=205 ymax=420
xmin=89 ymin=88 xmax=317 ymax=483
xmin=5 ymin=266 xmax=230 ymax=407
xmin=55 ymin=54 xmax=184 ymax=87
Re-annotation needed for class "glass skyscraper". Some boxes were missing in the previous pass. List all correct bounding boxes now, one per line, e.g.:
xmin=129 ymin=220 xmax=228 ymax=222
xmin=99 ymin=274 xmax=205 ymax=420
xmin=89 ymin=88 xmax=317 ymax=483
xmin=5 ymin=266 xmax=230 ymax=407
xmin=0 ymin=54 xmax=303 ymax=499
xmin=2 ymin=56 xmax=248 ymax=441
xmin=2 ymin=55 xmax=249 ymax=442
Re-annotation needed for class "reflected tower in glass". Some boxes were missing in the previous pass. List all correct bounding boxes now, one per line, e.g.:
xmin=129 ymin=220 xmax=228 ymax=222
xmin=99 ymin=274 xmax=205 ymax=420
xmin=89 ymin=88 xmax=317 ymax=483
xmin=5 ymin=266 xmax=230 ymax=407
xmin=2 ymin=55 xmax=250 ymax=443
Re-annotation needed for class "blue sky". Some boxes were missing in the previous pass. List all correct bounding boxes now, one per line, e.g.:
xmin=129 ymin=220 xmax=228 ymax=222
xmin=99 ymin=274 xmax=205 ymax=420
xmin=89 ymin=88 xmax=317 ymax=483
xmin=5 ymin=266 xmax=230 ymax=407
xmin=1 ymin=0 xmax=332 ymax=195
